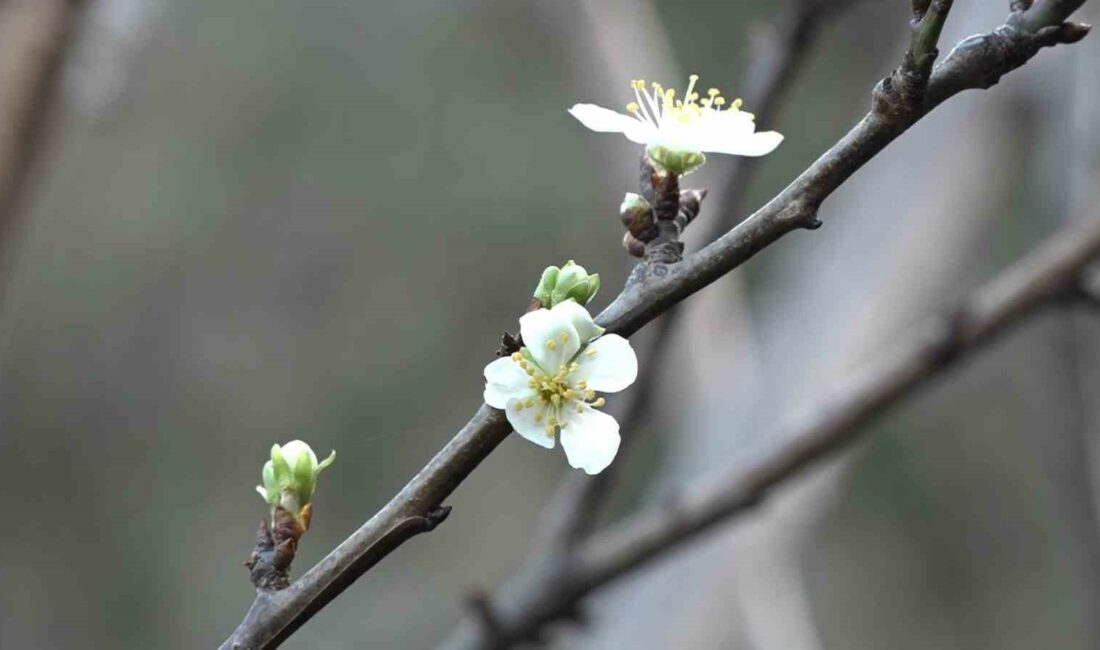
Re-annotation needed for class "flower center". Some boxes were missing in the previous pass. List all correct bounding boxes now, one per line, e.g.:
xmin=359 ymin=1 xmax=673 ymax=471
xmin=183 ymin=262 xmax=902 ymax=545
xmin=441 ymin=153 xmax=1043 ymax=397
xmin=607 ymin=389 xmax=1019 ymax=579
xmin=510 ymin=346 xmax=607 ymax=437
xmin=625 ymin=74 xmax=748 ymax=129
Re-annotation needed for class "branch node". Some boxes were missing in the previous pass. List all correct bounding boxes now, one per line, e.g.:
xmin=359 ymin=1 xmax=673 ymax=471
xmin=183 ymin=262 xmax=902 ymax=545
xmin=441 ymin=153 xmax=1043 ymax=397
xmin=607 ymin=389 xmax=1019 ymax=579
xmin=422 ymin=505 xmax=452 ymax=531
xmin=875 ymin=0 xmax=953 ymax=123
xmin=780 ymin=199 xmax=821 ymax=230
xmin=244 ymin=510 xmax=306 ymax=592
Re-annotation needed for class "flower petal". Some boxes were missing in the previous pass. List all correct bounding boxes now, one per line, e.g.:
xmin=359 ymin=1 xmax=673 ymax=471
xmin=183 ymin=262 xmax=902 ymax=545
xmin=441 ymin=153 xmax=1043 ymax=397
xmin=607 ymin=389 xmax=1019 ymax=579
xmin=622 ymin=121 xmax=658 ymax=145
xmin=568 ymin=104 xmax=640 ymax=134
xmin=706 ymin=129 xmax=783 ymax=157
xmin=505 ymin=398 xmax=555 ymax=449
xmin=560 ymin=405 xmax=621 ymax=474
xmin=551 ymin=300 xmax=604 ymax=343
xmin=520 ymin=308 xmax=580 ymax=372
xmin=573 ymin=334 xmax=637 ymax=393
xmin=484 ymin=356 xmax=534 ymax=409
xmin=567 ymin=104 xmax=657 ymax=145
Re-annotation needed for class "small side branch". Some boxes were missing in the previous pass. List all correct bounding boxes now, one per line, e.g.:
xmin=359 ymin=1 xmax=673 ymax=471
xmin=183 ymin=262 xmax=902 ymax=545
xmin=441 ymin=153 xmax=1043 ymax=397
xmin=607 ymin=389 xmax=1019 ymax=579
xmin=871 ymin=0 xmax=953 ymax=124
xmin=925 ymin=1 xmax=1090 ymax=109
xmin=910 ymin=0 xmax=954 ymax=72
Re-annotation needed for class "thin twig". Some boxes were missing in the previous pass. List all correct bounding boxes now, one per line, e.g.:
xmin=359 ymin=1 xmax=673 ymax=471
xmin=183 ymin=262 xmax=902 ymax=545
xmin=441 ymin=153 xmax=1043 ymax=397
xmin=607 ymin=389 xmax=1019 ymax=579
xmin=437 ymin=214 xmax=1100 ymax=649
xmin=0 ymin=0 xmax=85 ymax=270
xmin=220 ymin=2 xmax=1090 ymax=647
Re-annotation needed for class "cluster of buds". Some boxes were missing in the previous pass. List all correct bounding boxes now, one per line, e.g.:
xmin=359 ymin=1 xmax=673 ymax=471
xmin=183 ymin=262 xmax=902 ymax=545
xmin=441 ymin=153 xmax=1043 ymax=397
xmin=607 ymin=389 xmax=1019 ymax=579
xmin=532 ymin=260 xmax=600 ymax=309
xmin=619 ymin=156 xmax=708 ymax=259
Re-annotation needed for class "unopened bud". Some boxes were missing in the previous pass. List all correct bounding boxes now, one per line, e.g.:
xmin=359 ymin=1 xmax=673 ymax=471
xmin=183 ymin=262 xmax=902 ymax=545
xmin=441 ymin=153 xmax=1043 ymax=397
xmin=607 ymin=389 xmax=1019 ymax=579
xmin=533 ymin=260 xmax=600 ymax=308
xmin=620 ymin=193 xmax=652 ymax=227
xmin=256 ymin=440 xmax=336 ymax=528
xmin=622 ymin=231 xmax=645 ymax=258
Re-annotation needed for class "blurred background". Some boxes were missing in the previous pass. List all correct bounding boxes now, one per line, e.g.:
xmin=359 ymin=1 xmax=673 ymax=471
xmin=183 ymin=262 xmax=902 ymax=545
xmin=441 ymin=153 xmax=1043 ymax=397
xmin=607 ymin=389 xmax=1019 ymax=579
xmin=0 ymin=0 xmax=1098 ymax=648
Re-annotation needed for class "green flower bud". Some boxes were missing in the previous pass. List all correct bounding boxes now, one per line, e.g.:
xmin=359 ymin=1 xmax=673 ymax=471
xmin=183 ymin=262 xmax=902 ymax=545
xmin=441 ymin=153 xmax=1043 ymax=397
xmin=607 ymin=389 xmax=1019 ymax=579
xmin=532 ymin=261 xmax=600 ymax=309
xmin=256 ymin=440 xmax=336 ymax=524
xmin=646 ymin=145 xmax=706 ymax=176
xmin=532 ymin=266 xmax=560 ymax=307
xmin=554 ymin=261 xmax=599 ymax=305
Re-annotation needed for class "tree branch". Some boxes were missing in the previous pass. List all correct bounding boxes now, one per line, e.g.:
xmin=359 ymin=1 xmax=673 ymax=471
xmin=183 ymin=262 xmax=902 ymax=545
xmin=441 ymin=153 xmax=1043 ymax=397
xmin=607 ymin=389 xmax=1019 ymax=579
xmin=436 ymin=213 xmax=1100 ymax=650
xmin=0 ymin=0 xmax=84 ymax=269
xmin=220 ymin=2 xmax=1089 ymax=647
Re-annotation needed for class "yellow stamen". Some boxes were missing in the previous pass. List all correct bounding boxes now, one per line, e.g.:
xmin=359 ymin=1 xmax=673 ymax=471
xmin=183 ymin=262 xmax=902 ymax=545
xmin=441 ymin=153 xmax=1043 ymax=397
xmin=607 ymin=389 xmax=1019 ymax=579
xmin=545 ymin=339 xmax=557 ymax=351
xmin=585 ymin=348 xmax=597 ymax=357
xmin=593 ymin=397 xmax=606 ymax=408
xmin=685 ymin=74 xmax=699 ymax=104
xmin=558 ymin=331 xmax=570 ymax=343
xmin=545 ymin=424 xmax=555 ymax=436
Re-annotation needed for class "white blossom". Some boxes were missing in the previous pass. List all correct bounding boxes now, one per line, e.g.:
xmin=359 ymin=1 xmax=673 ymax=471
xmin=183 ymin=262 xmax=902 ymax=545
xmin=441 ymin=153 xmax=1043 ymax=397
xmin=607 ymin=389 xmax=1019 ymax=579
xmin=568 ymin=75 xmax=782 ymax=173
xmin=484 ymin=301 xmax=638 ymax=474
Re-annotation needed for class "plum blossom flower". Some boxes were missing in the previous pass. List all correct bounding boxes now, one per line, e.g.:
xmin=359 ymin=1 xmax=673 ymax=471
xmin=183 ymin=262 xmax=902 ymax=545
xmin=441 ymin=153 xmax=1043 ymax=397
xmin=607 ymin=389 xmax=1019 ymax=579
xmin=568 ymin=75 xmax=783 ymax=174
xmin=484 ymin=301 xmax=638 ymax=474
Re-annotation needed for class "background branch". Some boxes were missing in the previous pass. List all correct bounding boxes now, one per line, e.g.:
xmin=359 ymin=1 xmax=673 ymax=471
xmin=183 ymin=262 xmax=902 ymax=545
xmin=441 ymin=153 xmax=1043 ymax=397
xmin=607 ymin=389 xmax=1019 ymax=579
xmin=0 ymin=0 xmax=84 ymax=272
xmin=440 ymin=213 xmax=1100 ymax=648
xmin=220 ymin=2 xmax=1090 ymax=647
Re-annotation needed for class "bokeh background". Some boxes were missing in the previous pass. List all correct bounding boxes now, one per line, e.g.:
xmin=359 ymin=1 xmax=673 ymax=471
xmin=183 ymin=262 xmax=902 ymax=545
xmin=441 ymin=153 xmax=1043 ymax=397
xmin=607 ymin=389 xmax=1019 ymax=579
xmin=1 ymin=0 xmax=1099 ymax=648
